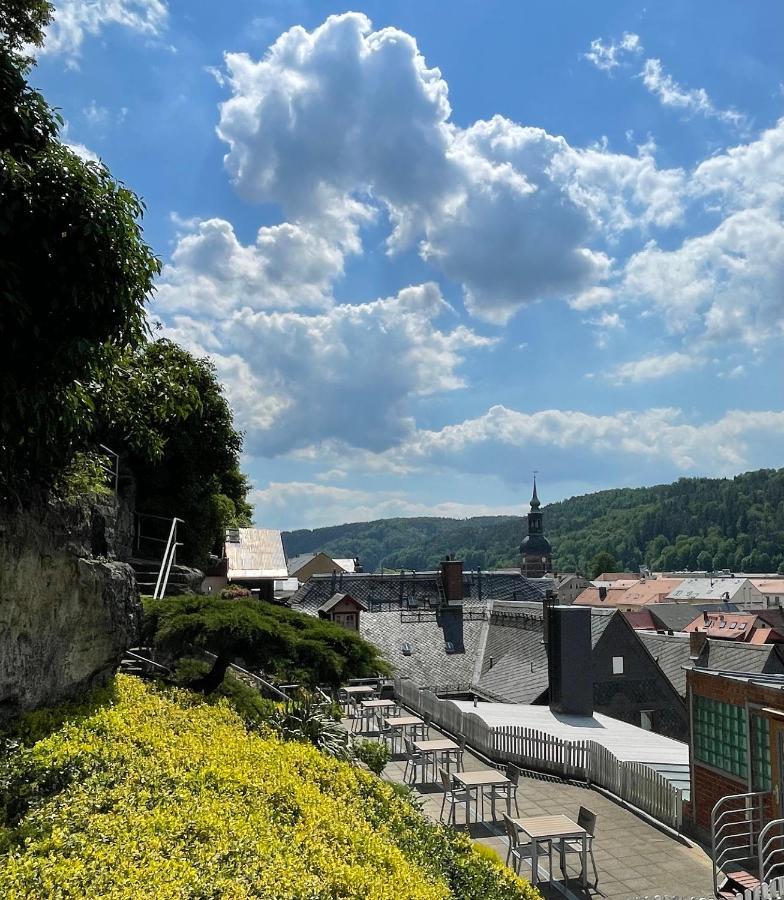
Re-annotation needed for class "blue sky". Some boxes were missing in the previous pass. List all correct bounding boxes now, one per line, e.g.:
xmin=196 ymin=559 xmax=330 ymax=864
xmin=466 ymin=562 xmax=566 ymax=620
xmin=33 ymin=1 xmax=784 ymax=529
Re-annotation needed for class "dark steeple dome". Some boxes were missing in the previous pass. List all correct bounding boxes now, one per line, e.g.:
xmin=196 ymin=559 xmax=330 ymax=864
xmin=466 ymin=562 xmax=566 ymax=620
xmin=520 ymin=476 xmax=552 ymax=576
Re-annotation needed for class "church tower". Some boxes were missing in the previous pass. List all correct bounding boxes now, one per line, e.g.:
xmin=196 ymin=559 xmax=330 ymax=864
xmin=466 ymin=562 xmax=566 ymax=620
xmin=520 ymin=477 xmax=552 ymax=577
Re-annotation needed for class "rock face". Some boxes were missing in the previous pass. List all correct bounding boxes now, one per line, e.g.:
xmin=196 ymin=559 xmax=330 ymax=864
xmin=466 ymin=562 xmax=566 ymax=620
xmin=0 ymin=500 xmax=141 ymax=724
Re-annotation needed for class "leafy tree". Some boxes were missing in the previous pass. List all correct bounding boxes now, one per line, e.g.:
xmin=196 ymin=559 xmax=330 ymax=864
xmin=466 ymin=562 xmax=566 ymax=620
xmin=0 ymin=14 xmax=159 ymax=496
xmin=143 ymin=595 xmax=389 ymax=694
xmin=588 ymin=550 xmax=620 ymax=580
xmin=95 ymin=340 xmax=252 ymax=567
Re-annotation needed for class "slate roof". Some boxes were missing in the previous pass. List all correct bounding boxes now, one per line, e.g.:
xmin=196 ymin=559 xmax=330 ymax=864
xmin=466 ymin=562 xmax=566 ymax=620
xmin=648 ymin=602 xmax=740 ymax=633
xmin=356 ymin=608 xmax=486 ymax=687
xmin=636 ymin=632 xmax=784 ymax=698
xmin=317 ymin=592 xmax=368 ymax=614
xmin=473 ymin=602 xmax=616 ymax=704
xmin=289 ymin=570 xmax=545 ymax=612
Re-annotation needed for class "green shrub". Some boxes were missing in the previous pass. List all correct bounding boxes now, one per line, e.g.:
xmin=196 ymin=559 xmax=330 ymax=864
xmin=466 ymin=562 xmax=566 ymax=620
xmin=353 ymin=739 xmax=391 ymax=776
xmin=270 ymin=692 xmax=351 ymax=759
xmin=171 ymin=658 xmax=279 ymax=728
xmin=0 ymin=677 xmax=541 ymax=899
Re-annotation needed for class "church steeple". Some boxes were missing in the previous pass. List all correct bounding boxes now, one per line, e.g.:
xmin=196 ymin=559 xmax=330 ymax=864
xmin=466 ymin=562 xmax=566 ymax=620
xmin=520 ymin=475 xmax=552 ymax=577
xmin=530 ymin=476 xmax=540 ymax=510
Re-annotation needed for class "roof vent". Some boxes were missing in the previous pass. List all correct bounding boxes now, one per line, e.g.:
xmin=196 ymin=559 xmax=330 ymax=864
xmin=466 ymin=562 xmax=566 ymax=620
xmin=226 ymin=528 xmax=240 ymax=543
xmin=402 ymin=642 xmax=412 ymax=656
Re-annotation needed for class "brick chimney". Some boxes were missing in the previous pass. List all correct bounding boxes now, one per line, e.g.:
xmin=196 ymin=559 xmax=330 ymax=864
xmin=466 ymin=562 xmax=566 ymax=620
xmin=440 ymin=556 xmax=464 ymax=604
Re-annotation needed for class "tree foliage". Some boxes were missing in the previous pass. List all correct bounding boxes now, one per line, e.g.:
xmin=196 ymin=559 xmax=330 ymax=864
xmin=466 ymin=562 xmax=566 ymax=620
xmin=143 ymin=594 xmax=389 ymax=694
xmin=96 ymin=340 xmax=252 ymax=567
xmin=284 ymin=468 xmax=784 ymax=575
xmin=0 ymin=12 xmax=159 ymax=496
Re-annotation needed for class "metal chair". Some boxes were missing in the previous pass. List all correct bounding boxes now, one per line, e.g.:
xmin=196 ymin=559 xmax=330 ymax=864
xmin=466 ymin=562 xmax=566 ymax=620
xmin=439 ymin=768 xmax=471 ymax=825
xmin=559 ymin=806 xmax=599 ymax=887
xmin=502 ymin=813 xmax=551 ymax=881
xmin=377 ymin=714 xmax=394 ymax=749
xmin=403 ymin=737 xmax=425 ymax=784
xmin=442 ymin=734 xmax=465 ymax=772
xmin=488 ymin=764 xmax=521 ymax=820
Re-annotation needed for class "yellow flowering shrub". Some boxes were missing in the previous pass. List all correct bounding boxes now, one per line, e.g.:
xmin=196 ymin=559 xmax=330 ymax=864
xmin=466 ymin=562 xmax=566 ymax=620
xmin=0 ymin=677 xmax=540 ymax=900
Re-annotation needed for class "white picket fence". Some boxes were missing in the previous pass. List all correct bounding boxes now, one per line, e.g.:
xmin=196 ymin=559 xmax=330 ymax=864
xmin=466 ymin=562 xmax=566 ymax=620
xmin=743 ymin=875 xmax=784 ymax=899
xmin=394 ymin=677 xmax=683 ymax=831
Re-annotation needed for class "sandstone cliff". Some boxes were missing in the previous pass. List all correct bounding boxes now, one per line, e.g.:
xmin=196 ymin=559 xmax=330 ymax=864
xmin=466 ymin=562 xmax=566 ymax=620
xmin=0 ymin=499 xmax=141 ymax=724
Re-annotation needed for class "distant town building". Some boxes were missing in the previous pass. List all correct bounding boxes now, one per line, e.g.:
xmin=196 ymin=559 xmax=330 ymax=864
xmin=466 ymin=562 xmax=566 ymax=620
xmin=683 ymin=610 xmax=784 ymax=644
xmin=520 ymin=478 xmax=552 ymax=578
xmin=553 ymin=572 xmax=590 ymax=604
xmin=203 ymin=527 xmax=288 ymax=601
xmin=287 ymin=551 xmax=360 ymax=583
xmin=667 ymin=577 xmax=764 ymax=609
xmin=751 ymin=578 xmax=784 ymax=608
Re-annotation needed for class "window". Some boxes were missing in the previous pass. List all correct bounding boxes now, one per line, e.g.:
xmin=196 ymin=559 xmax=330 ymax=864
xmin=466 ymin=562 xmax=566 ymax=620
xmin=612 ymin=656 xmax=624 ymax=675
xmin=640 ymin=710 xmax=653 ymax=731
xmin=693 ymin=695 xmax=747 ymax=779
xmin=750 ymin=712 xmax=772 ymax=791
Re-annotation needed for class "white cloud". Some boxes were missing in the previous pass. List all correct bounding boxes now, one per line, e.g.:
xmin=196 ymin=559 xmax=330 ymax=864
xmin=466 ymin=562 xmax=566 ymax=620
xmin=605 ymin=351 xmax=702 ymax=384
xmin=157 ymin=215 xmax=362 ymax=316
xmin=641 ymin=58 xmax=746 ymax=128
xmin=251 ymin=481 xmax=521 ymax=530
xmin=161 ymin=282 xmax=495 ymax=456
xmin=584 ymin=32 xmax=642 ymax=72
xmin=617 ymin=208 xmax=784 ymax=345
xmin=41 ymin=0 xmax=168 ymax=61
xmin=65 ymin=141 xmax=100 ymax=163
xmin=692 ymin=118 xmax=784 ymax=209
xmin=214 ymin=13 xmax=684 ymax=323
xmin=386 ymin=405 xmax=784 ymax=476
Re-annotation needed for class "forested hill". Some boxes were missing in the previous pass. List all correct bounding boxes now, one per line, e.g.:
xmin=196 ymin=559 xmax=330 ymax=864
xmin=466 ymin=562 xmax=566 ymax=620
xmin=282 ymin=468 xmax=784 ymax=575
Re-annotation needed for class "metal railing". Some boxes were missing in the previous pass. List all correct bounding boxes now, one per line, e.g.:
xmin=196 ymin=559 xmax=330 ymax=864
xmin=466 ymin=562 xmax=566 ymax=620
xmin=711 ymin=790 xmax=770 ymax=896
xmin=98 ymin=444 xmax=119 ymax=494
xmin=740 ymin=874 xmax=784 ymax=899
xmin=394 ymin=677 xmax=683 ymax=831
xmin=759 ymin=819 xmax=784 ymax=886
xmin=153 ymin=518 xmax=184 ymax=599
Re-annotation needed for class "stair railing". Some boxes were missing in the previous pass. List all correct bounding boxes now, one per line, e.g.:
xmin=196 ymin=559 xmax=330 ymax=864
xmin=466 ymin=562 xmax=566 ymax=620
xmin=712 ymin=790 xmax=770 ymax=895
xmin=759 ymin=819 xmax=784 ymax=886
xmin=153 ymin=517 xmax=184 ymax=599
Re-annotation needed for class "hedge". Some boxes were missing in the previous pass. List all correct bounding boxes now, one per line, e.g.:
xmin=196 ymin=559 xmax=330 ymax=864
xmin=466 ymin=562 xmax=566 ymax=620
xmin=0 ymin=676 xmax=540 ymax=899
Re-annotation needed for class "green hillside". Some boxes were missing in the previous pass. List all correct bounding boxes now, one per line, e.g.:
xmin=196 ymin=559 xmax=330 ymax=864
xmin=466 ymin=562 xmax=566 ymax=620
xmin=282 ymin=468 xmax=784 ymax=575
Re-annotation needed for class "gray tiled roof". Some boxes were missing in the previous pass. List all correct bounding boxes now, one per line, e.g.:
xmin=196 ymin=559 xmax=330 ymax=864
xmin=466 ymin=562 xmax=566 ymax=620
xmin=649 ymin=602 xmax=740 ymax=632
xmin=289 ymin=570 xmax=544 ymax=612
xmin=355 ymin=608 xmax=486 ymax=687
xmin=289 ymin=570 xmax=544 ymax=691
xmin=474 ymin=603 xmax=617 ymax=703
xmin=637 ymin=633 xmax=784 ymax=698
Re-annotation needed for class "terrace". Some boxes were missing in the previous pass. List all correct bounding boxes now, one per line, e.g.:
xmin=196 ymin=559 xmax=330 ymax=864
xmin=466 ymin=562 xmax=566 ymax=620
xmin=345 ymin=689 xmax=715 ymax=899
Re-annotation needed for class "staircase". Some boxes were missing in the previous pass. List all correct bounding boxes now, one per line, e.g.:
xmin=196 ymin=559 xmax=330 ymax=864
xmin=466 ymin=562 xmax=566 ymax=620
xmin=119 ymin=647 xmax=170 ymax=678
xmin=712 ymin=791 xmax=769 ymax=897
xmin=130 ymin=559 xmax=203 ymax=596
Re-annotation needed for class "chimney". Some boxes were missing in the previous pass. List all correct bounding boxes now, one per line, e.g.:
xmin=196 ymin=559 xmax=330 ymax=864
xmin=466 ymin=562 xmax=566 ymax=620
xmin=599 ymin=586 xmax=607 ymax=602
xmin=547 ymin=605 xmax=593 ymax=717
xmin=440 ymin=556 xmax=464 ymax=604
xmin=690 ymin=631 xmax=708 ymax=661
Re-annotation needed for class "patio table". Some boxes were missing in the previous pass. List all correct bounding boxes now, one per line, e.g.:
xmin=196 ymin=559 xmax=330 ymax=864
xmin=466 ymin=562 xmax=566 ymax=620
xmin=513 ymin=814 xmax=588 ymax=887
xmin=413 ymin=738 xmax=459 ymax=783
xmin=386 ymin=715 xmax=426 ymax=753
xmin=452 ymin=770 xmax=511 ymax=823
xmin=357 ymin=698 xmax=397 ymax=732
xmin=343 ymin=685 xmax=375 ymax=695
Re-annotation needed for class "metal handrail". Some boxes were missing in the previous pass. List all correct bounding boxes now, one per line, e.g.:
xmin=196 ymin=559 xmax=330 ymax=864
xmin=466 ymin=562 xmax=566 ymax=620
xmin=711 ymin=790 xmax=770 ymax=894
xmin=759 ymin=819 xmax=784 ymax=884
xmin=153 ymin=518 xmax=184 ymax=599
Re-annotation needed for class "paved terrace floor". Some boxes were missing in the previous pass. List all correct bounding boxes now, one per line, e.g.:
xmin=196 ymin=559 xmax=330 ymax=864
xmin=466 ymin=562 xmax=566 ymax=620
xmin=352 ymin=718 xmax=715 ymax=900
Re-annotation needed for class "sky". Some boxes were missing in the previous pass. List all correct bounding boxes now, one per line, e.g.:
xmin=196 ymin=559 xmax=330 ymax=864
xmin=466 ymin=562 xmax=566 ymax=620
xmin=32 ymin=0 xmax=784 ymax=530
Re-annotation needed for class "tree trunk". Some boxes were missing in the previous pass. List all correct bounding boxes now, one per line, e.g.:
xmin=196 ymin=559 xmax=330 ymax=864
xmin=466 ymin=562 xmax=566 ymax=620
xmin=190 ymin=654 xmax=231 ymax=694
